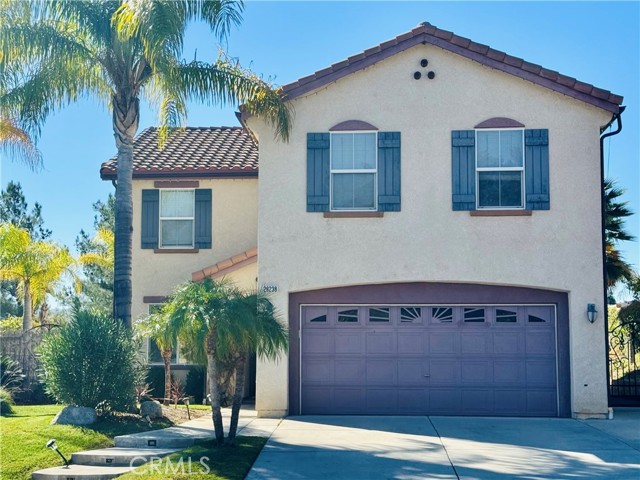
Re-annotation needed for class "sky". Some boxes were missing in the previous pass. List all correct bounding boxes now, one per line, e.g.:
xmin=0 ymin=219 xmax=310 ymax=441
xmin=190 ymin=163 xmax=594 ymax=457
xmin=1 ymin=1 xmax=639 ymax=295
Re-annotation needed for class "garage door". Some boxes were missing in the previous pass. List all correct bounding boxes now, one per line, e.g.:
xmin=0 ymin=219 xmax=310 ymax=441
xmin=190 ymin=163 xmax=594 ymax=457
xmin=301 ymin=305 xmax=558 ymax=416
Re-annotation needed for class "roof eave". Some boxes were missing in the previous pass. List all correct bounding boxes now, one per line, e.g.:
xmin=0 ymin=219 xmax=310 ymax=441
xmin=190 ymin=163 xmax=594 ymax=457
xmin=281 ymin=28 xmax=622 ymax=114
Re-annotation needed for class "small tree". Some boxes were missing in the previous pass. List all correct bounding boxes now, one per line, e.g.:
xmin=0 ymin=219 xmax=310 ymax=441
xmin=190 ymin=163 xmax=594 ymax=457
xmin=0 ymin=224 xmax=74 ymax=330
xmin=38 ymin=308 xmax=138 ymax=410
xmin=165 ymin=278 xmax=287 ymax=445
xmin=136 ymin=309 xmax=177 ymax=404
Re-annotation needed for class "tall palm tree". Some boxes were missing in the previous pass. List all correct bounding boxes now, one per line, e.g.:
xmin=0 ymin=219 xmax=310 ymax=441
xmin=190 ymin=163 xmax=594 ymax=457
xmin=136 ymin=309 xmax=176 ymax=404
xmin=0 ymin=0 xmax=291 ymax=327
xmin=164 ymin=278 xmax=287 ymax=445
xmin=0 ymin=223 xmax=75 ymax=330
xmin=604 ymin=178 xmax=635 ymax=288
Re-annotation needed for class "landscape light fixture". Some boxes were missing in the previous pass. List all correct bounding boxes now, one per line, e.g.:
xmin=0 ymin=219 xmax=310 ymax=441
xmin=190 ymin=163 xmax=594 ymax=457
xmin=587 ymin=303 xmax=597 ymax=323
xmin=46 ymin=439 xmax=70 ymax=468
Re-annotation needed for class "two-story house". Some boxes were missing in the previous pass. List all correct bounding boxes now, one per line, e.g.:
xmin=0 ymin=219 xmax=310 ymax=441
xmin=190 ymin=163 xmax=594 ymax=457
xmin=241 ymin=23 xmax=622 ymax=419
xmin=102 ymin=23 xmax=623 ymax=418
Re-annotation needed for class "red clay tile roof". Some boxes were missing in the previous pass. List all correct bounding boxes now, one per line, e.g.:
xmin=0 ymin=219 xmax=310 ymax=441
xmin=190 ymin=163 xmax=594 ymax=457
xmin=100 ymin=127 xmax=258 ymax=180
xmin=281 ymin=22 xmax=623 ymax=114
xmin=192 ymin=247 xmax=257 ymax=282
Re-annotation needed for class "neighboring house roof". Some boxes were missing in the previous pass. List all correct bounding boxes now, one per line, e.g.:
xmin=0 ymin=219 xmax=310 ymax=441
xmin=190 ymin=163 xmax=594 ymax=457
xmin=192 ymin=247 xmax=257 ymax=282
xmin=100 ymin=127 xmax=258 ymax=180
xmin=281 ymin=22 xmax=623 ymax=114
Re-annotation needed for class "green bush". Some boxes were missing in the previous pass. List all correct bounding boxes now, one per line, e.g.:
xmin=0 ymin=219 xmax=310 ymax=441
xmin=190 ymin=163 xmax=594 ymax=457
xmin=0 ymin=315 xmax=22 ymax=333
xmin=0 ymin=354 xmax=25 ymax=394
xmin=0 ymin=386 xmax=15 ymax=415
xmin=38 ymin=309 xmax=138 ymax=410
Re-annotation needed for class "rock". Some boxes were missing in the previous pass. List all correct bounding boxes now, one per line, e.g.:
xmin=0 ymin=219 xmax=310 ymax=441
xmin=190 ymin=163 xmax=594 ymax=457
xmin=140 ymin=400 xmax=163 ymax=419
xmin=51 ymin=405 xmax=97 ymax=426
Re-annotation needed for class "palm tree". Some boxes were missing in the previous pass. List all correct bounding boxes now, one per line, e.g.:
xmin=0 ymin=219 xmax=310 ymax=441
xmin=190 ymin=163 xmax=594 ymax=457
xmin=0 ymin=223 xmax=75 ymax=330
xmin=136 ymin=309 xmax=176 ymax=404
xmin=164 ymin=278 xmax=287 ymax=445
xmin=604 ymin=178 xmax=635 ymax=288
xmin=0 ymin=117 xmax=41 ymax=170
xmin=0 ymin=0 xmax=291 ymax=327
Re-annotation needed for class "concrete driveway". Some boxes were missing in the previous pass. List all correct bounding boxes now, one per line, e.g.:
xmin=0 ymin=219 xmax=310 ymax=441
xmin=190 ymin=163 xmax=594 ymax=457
xmin=246 ymin=410 xmax=640 ymax=480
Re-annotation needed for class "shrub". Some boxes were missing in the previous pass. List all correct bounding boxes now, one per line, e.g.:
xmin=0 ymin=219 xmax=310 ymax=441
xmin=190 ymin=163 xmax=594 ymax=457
xmin=38 ymin=308 xmax=138 ymax=410
xmin=0 ymin=386 xmax=15 ymax=415
xmin=0 ymin=315 xmax=22 ymax=333
xmin=0 ymin=354 xmax=25 ymax=395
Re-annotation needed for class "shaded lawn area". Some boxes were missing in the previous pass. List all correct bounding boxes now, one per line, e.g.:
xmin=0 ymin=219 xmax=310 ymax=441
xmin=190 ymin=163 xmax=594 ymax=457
xmin=0 ymin=405 xmax=172 ymax=480
xmin=116 ymin=437 xmax=267 ymax=480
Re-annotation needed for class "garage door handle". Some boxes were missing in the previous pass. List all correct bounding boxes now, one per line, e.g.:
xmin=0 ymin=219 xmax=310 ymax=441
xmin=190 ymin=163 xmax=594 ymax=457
xmin=423 ymin=375 xmax=430 ymax=377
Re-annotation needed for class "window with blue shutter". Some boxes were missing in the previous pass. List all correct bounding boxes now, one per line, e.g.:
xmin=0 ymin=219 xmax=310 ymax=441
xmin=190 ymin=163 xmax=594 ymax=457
xmin=451 ymin=128 xmax=550 ymax=211
xmin=141 ymin=188 xmax=212 ymax=249
xmin=307 ymin=130 xmax=401 ymax=213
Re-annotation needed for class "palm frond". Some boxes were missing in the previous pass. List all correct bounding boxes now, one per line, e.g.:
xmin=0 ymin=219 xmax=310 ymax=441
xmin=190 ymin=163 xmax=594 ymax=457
xmin=0 ymin=117 xmax=42 ymax=169
xmin=162 ymin=56 xmax=291 ymax=141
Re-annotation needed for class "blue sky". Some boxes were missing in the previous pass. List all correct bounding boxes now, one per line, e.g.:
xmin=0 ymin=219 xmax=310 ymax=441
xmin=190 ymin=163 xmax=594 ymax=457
xmin=1 ymin=1 xmax=638 ymax=290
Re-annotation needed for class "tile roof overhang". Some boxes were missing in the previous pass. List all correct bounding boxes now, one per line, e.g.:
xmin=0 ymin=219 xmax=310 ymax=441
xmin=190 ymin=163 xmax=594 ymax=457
xmin=100 ymin=127 xmax=258 ymax=180
xmin=192 ymin=248 xmax=257 ymax=282
xmin=280 ymin=22 xmax=623 ymax=114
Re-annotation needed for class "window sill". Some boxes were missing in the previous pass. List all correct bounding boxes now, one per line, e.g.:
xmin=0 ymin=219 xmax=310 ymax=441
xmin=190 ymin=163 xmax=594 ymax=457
xmin=324 ymin=211 xmax=384 ymax=218
xmin=470 ymin=210 xmax=532 ymax=217
xmin=153 ymin=248 xmax=200 ymax=253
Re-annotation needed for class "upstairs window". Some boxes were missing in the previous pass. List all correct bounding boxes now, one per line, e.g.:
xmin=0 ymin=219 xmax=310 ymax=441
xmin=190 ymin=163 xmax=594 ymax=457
xmin=476 ymin=130 xmax=524 ymax=209
xmin=160 ymin=189 xmax=195 ymax=248
xmin=330 ymin=132 xmax=377 ymax=211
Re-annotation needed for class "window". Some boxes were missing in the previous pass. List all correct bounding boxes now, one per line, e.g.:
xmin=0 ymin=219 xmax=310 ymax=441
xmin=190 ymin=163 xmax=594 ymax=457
xmin=330 ymin=132 xmax=377 ymax=211
xmin=141 ymin=188 xmax=212 ymax=250
xmin=159 ymin=189 xmax=195 ymax=248
xmin=476 ymin=130 xmax=524 ymax=209
xmin=464 ymin=307 xmax=485 ymax=322
xmin=338 ymin=308 xmax=359 ymax=323
xmin=369 ymin=307 xmax=390 ymax=322
xmin=451 ymin=127 xmax=549 ymax=212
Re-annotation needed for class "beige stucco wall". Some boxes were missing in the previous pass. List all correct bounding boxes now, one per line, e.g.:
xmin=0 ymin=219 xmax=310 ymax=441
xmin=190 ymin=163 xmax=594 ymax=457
xmin=248 ymin=43 xmax=613 ymax=417
xmin=130 ymin=177 xmax=258 ymax=359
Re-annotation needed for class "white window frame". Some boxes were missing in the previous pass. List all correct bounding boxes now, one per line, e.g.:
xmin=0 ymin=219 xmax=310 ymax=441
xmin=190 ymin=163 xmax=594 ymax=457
xmin=158 ymin=188 xmax=195 ymax=248
xmin=475 ymin=128 xmax=525 ymax=210
xmin=146 ymin=304 xmax=189 ymax=365
xmin=329 ymin=131 xmax=378 ymax=212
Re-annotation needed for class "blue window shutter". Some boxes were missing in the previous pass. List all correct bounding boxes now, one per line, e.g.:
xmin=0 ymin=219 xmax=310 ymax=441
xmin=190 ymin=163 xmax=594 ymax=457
xmin=451 ymin=131 xmax=476 ymax=211
xmin=141 ymin=189 xmax=159 ymax=249
xmin=194 ymin=189 xmax=212 ymax=248
xmin=307 ymin=133 xmax=330 ymax=212
xmin=525 ymin=129 xmax=550 ymax=210
xmin=378 ymin=132 xmax=401 ymax=212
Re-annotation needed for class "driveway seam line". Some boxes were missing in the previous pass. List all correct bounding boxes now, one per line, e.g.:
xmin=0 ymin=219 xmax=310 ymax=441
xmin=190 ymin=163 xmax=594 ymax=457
xmin=579 ymin=419 xmax=640 ymax=453
xmin=427 ymin=416 xmax=461 ymax=480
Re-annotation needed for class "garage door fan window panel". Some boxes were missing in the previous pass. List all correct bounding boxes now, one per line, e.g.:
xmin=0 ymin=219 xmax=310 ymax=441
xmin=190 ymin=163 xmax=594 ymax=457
xmin=331 ymin=132 xmax=377 ymax=211
xmin=477 ymin=130 xmax=524 ymax=209
xmin=432 ymin=307 xmax=454 ymax=323
xmin=338 ymin=308 xmax=359 ymax=323
xmin=160 ymin=189 xmax=194 ymax=248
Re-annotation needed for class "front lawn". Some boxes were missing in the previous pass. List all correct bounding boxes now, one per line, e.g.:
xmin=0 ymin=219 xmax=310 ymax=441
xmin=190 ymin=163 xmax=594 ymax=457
xmin=116 ymin=436 xmax=267 ymax=480
xmin=0 ymin=405 xmax=172 ymax=480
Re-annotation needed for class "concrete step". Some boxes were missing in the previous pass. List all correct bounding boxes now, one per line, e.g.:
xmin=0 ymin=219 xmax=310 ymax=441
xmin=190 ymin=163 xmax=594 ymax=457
xmin=114 ymin=426 xmax=214 ymax=449
xmin=32 ymin=464 xmax=134 ymax=480
xmin=71 ymin=447 xmax=178 ymax=466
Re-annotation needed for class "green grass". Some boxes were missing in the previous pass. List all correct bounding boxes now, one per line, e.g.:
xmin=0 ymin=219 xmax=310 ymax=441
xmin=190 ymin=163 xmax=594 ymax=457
xmin=0 ymin=405 xmax=172 ymax=480
xmin=116 ymin=437 xmax=267 ymax=480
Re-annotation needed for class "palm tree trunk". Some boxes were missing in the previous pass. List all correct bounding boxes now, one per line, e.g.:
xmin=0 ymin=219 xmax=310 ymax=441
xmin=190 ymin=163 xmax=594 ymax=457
xmin=22 ymin=279 xmax=32 ymax=331
xmin=227 ymin=353 xmax=247 ymax=444
xmin=112 ymin=95 xmax=139 ymax=328
xmin=162 ymin=350 xmax=172 ymax=405
xmin=207 ymin=333 xmax=224 ymax=444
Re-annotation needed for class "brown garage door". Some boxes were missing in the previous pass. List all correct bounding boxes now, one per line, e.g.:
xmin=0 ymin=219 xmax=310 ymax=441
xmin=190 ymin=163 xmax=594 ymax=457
xmin=301 ymin=305 xmax=558 ymax=416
